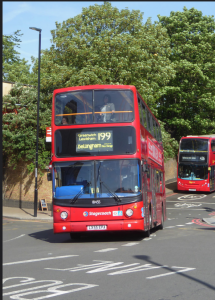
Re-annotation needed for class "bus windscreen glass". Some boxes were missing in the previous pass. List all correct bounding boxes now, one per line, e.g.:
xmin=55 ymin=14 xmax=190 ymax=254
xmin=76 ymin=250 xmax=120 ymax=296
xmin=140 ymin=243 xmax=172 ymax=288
xmin=53 ymin=159 xmax=141 ymax=201
xmin=178 ymin=164 xmax=208 ymax=180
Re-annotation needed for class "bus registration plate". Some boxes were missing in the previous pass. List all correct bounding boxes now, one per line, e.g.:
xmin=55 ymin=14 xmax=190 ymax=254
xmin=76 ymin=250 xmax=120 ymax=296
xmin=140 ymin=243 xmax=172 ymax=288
xmin=87 ymin=225 xmax=107 ymax=231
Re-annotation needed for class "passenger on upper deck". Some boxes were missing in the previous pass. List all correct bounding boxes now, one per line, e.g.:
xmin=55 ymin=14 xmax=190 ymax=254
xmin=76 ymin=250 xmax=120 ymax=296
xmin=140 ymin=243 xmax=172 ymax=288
xmin=100 ymin=94 xmax=115 ymax=122
xmin=61 ymin=116 xmax=69 ymax=125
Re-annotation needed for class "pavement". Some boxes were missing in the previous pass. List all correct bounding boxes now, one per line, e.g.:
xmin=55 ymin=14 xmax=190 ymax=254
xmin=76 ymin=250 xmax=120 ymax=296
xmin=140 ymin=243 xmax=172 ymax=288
xmin=202 ymin=217 xmax=215 ymax=226
xmin=1 ymin=180 xmax=195 ymax=222
xmin=3 ymin=207 xmax=53 ymax=221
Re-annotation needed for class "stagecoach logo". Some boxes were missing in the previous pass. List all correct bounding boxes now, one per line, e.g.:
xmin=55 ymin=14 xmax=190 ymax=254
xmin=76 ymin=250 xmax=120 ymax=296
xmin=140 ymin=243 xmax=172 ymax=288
xmin=83 ymin=211 xmax=88 ymax=217
xmin=92 ymin=200 xmax=101 ymax=204
xmin=189 ymin=181 xmax=194 ymax=184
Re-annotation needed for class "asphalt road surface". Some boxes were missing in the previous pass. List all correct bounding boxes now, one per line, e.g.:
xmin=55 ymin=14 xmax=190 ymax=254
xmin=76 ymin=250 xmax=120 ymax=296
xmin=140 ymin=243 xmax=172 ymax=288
xmin=3 ymin=191 xmax=215 ymax=300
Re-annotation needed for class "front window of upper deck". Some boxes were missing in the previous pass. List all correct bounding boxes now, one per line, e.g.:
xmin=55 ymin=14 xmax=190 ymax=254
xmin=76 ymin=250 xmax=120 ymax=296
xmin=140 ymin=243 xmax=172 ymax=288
xmin=180 ymin=139 xmax=208 ymax=152
xmin=55 ymin=90 xmax=134 ymax=125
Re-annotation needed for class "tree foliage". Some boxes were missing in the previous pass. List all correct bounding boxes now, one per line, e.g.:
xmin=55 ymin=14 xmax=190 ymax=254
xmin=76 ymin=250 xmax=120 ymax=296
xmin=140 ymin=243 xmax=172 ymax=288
xmin=40 ymin=2 xmax=175 ymax=114
xmin=157 ymin=7 xmax=215 ymax=140
xmin=2 ymin=83 xmax=51 ymax=172
xmin=2 ymin=2 xmax=181 ymax=170
xmin=2 ymin=30 xmax=33 ymax=84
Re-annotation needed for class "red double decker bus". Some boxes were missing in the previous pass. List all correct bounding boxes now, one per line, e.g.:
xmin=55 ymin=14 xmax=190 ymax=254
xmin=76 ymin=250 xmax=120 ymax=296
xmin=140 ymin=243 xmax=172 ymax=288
xmin=47 ymin=85 xmax=166 ymax=238
xmin=177 ymin=135 xmax=215 ymax=192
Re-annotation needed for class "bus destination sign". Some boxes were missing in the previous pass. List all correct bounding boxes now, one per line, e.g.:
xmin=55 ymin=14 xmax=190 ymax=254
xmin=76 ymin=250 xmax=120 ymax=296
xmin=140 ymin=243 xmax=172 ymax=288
xmin=76 ymin=130 xmax=113 ymax=152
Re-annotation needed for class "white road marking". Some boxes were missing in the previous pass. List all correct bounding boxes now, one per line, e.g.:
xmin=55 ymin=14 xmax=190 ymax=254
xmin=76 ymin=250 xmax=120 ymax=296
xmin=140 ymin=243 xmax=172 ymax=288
xmin=3 ymin=255 xmax=78 ymax=266
xmin=46 ymin=261 xmax=113 ymax=272
xmin=4 ymin=234 xmax=25 ymax=243
xmin=174 ymin=203 xmax=202 ymax=208
xmin=186 ymin=222 xmax=194 ymax=224
xmin=94 ymin=248 xmax=118 ymax=252
xmin=45 ymin=260 xmax=195 ymax=279
xmin=122 ymin=243 xmax=139 ymax=247
xmin=176 ymin=225 xmax=185 ymax=227
xmin=168 ymin=201 xmax=215 ymax=205
xmin=178 ymin=194 xmax=206 ymax=200
xmin=147 ymin=266 xmax=196 ymax=279
xmin=3 ymin=277 xmax=98 ymax=299
xmin=165 ymin=226 xmax=175 ymax=228
xmin=87 ymin=263 xmax=139 ymax=273
xmin=143 ymin=238 xmax=152 ymax=241
xmin=108 ymin=264 xmax=168 ymax=275
xmin=167 ymin=208 xmax=206 ymax=210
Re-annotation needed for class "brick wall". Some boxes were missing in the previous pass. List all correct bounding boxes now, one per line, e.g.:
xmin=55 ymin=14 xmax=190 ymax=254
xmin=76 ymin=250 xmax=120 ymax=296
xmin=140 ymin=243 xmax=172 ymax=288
xmin=164 ymin=158 xmax=177 ymax=182
xmin=3 ymin=161 xmax=52 ymax=209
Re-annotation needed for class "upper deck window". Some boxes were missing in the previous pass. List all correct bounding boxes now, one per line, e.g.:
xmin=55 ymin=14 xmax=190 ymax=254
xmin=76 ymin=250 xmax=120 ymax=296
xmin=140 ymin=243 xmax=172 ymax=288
xmin=211 ymin=140 xmax=215 ymax=152
xmin=55 ymin=89 xmax=134 ymax=125
xmin=180 ymin=139 xmax=208 ymax=152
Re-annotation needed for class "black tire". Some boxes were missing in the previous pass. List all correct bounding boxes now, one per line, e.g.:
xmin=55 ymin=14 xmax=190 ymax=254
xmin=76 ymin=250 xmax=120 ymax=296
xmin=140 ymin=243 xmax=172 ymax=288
xmin=149 ymin=208 xmax=153 ymax=229
xmin=142 ymin=209 xmax=152 ymax=238
xmin=158 ymin=206 xmax=164 ymax=230
xmin=144 ymin=228 xmax=150 ymax=238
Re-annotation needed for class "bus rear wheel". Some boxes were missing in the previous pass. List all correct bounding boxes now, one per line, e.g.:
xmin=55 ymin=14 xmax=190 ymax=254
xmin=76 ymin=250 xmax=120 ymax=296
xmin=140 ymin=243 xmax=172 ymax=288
xmin=158 ymin=206 xmax=164 ymax=230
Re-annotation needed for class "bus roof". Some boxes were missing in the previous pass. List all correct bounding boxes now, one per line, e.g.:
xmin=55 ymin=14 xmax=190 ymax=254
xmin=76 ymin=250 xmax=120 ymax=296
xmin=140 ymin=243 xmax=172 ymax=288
xmin=185 ymin=135 xmax=215 ymax=138
xmin=53 ymin=84 xmax=136 ymax=95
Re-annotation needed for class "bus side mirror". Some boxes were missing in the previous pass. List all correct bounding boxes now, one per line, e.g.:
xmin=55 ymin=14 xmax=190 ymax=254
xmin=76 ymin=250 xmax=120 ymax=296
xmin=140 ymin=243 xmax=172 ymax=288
xmin=47 ymin=172 xmax=52 ymax=181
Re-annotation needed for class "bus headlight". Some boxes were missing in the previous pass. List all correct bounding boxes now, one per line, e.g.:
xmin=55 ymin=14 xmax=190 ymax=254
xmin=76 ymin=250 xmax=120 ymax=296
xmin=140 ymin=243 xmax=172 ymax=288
xmin=60 ymin=211 xmax=68 ymax=220
xmin=125 ymin=209 xmax=133 ymax=217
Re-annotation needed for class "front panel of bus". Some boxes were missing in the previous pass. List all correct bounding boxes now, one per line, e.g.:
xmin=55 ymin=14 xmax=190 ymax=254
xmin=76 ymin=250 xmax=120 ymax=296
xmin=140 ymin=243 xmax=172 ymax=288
xmin=177 ymin=138 xmax=210 ymax=191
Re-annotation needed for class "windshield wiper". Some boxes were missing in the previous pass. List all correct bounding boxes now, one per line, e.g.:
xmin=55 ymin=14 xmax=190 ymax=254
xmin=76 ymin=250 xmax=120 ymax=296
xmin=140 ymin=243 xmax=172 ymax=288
xmin=100 ymin=180 xmax=121 ymax=204
xmin=70 ymin=182 xmax=91 ymax=204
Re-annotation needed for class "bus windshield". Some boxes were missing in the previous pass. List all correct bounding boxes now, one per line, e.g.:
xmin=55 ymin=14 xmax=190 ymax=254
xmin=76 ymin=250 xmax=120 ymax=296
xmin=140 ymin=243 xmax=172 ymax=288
xmin=180 ymin=139 xmax=208 ymax=152
xmin=178 ymin=164 xmax=208 ymax=180
xmin=53 ymin=159 xmax=141 ymax=200
xmin=55 ymin=89 xmax=134 ymax=125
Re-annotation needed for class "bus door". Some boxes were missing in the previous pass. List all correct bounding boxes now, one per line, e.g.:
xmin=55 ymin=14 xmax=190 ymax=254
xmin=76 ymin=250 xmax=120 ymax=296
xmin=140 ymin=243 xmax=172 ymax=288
xmin=151 ymin=167 xmax=157 ymax=225
xmin=142 ymin=163 xmax=149 ymax=231
xmin=210 ymin=166 xmax=215 ymax=191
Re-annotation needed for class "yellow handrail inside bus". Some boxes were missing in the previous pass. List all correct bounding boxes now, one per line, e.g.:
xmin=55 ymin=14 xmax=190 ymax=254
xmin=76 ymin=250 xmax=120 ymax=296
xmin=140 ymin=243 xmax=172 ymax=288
xmin=56 ymin=111 xmax=133 ymax=116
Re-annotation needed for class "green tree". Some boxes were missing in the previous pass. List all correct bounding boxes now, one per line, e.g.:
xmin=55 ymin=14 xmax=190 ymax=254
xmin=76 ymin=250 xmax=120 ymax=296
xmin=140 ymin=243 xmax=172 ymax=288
xmin=159 ymin=120 xmax=179 ymax=160
xmin=3 ymin=30 xmax=33 ymax=84
xmin=157 ymin=7 xmax=215 ymax=140
xmin=40 ymin=2 xmax=175 ymax=114
xmin=2 ymin=83 xmax=51 ymax=172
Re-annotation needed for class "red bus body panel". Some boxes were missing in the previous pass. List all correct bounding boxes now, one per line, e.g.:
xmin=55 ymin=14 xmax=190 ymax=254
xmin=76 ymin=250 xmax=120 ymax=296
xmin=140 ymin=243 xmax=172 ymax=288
xmin=53 ymin=202 xmax=144 ymax=233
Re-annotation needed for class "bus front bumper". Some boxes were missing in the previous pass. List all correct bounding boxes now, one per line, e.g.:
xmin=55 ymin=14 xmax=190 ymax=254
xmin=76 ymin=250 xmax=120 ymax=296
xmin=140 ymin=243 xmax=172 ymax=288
xmin=53 ymin=219 xmax=144 ymax=234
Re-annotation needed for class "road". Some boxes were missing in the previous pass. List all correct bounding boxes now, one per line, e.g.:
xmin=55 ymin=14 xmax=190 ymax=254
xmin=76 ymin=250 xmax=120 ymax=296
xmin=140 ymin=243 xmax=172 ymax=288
xmin=3 ymin=191 xmax=215 ymax=300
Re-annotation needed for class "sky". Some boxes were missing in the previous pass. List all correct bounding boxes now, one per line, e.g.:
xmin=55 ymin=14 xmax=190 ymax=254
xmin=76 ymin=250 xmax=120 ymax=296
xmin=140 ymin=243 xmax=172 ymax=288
xmin=3 ymin=1 xmax=215 ymax=67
